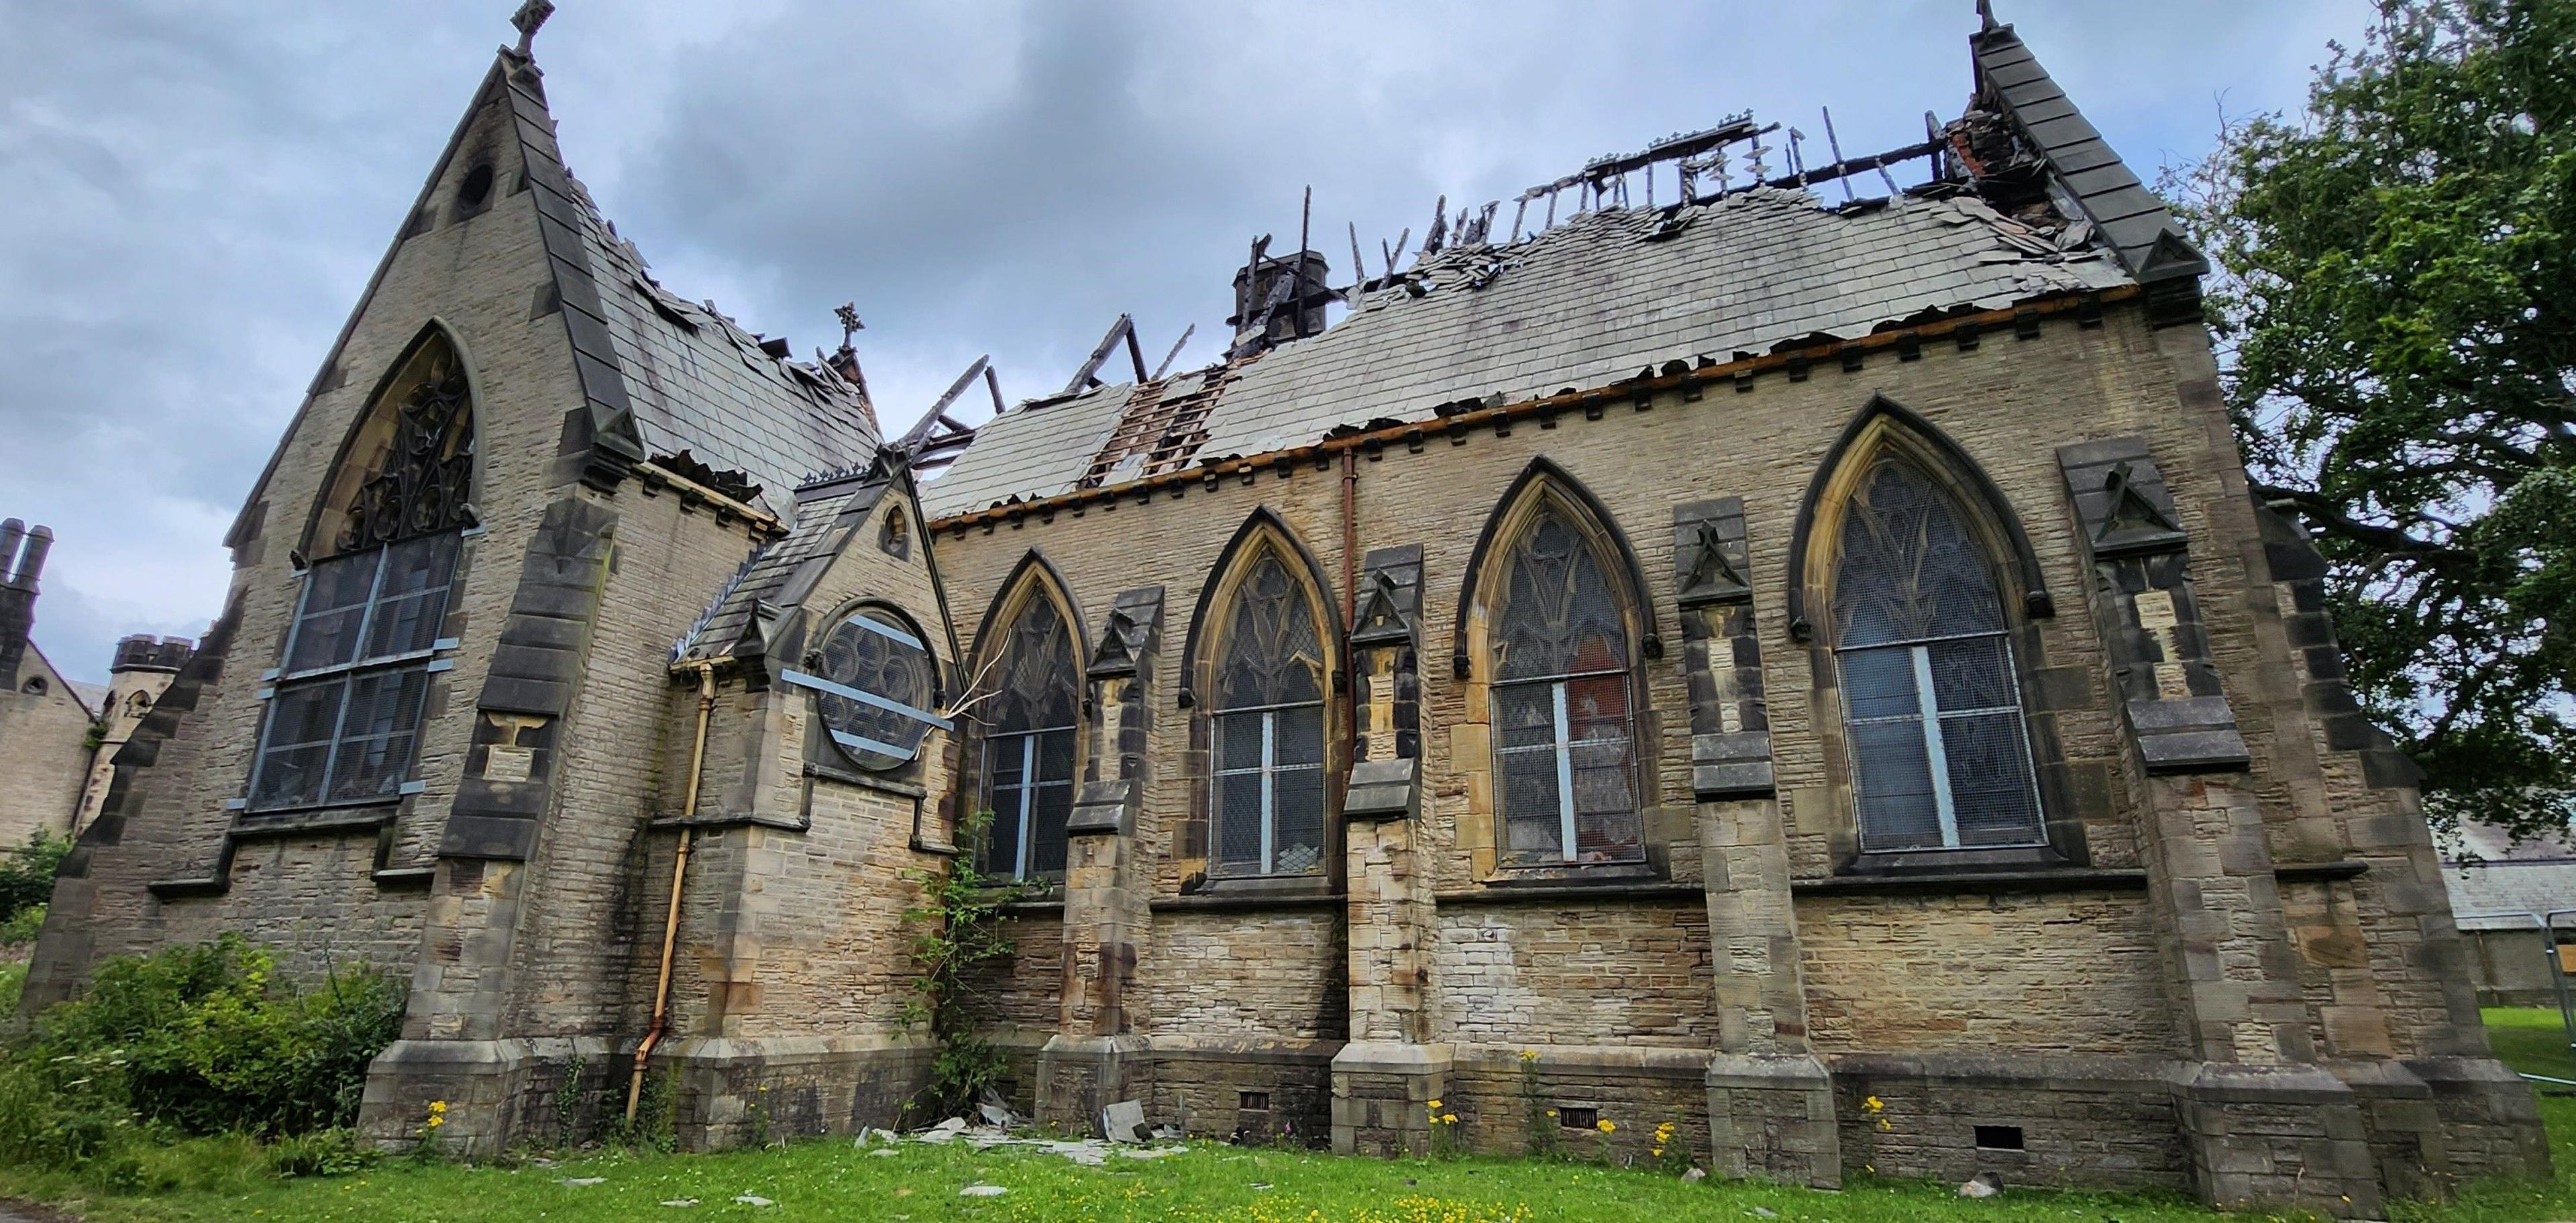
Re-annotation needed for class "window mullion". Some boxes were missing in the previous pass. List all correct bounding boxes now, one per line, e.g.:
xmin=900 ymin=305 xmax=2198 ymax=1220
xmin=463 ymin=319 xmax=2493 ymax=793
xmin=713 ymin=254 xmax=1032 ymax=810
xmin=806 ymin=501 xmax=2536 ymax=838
xmin=316 ymin=676 xmax=355 ymax=805
xmin=1910 ymin=645 xmax=1960 ymax=847
xmin=1260 ymin=710 xmax=1278 ymax=875
xmin=1015 ymin=733 xmax=1036 ymax=880
xmin=1552 ymin=680 xmax=1576 ymax=863
xmin=350 ymin=545 xmax=394 ymax=668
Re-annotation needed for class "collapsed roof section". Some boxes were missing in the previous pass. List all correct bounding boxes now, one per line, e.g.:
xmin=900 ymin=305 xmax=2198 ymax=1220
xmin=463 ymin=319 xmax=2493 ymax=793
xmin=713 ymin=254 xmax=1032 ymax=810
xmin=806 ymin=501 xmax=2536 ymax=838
xmin=672 ymin=463 xmax=898 ymax=666
xmin=916 ymin=17 xmax=2199 ymax=523
xmin=567 ymin=180 xmax=879 ymax=519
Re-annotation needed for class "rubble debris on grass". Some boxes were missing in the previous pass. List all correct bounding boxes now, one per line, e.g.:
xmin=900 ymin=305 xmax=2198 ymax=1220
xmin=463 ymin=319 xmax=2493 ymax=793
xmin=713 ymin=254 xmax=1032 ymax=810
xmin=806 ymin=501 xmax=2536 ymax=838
xmin=855 ymin=1110 xmax=1193 ymax=1168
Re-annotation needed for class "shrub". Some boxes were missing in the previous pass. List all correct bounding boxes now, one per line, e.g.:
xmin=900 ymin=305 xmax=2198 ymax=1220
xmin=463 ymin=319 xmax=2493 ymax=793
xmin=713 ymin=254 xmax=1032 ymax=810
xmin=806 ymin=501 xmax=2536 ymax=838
xmin=0 ymin=934 xmax=406 ymax=1181
xmin=266 ymin=1127 xmax=378 ymax=1178
xmin=0 ymin=832 xmax=71 ymax=926
xmin=0 ymin=903 xmax=44 ymax=947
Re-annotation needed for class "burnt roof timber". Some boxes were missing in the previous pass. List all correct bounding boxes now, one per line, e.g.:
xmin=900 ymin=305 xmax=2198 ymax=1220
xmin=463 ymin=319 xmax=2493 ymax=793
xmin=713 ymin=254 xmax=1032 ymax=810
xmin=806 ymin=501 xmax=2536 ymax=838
xmin=1063 ymin=313 xmax=1139 ymax=396
xmin=897 ymin=355 xmax=991 ymax=451
xmin=926 ymin=283 xmax=2140 ymax=529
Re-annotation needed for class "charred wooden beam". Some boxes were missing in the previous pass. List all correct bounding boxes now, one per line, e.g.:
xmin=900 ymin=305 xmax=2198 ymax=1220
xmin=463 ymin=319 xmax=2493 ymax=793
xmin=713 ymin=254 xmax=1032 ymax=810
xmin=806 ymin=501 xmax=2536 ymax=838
xmin=1063 ymin=314 xmax=1138 ymax=396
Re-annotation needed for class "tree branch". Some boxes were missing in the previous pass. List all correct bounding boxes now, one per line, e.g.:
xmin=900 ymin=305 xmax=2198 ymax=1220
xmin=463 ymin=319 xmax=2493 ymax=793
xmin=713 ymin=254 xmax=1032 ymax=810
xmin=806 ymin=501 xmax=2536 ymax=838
xmin=2254 ymin=483 xmax=2475 ymax=559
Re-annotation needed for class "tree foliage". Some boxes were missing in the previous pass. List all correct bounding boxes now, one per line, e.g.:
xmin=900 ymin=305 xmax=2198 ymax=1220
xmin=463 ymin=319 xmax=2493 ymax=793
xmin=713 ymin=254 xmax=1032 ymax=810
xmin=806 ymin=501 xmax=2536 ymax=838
xmin=0 ymin=831 xmax=73 ymax=928
xmin=2166 ymin=0 xmax=2576 ymax=837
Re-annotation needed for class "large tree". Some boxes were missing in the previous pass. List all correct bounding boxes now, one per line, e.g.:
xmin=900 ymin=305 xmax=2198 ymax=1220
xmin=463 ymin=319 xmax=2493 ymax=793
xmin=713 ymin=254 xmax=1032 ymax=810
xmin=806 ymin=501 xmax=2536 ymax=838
xmin=2166 ymin=0 xmax=2575 ymax=837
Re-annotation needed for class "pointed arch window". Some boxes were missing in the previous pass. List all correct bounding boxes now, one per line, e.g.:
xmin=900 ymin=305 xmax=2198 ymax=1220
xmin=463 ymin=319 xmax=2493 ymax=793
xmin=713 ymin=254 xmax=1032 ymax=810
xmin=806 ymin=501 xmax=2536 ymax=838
xmin=1489 ymin=502 xmax=1642 ymax=865
xmin=1830 ymin=458 xmax=2043 ymax=851
xmin=975 ymin=595 xmax=1079 ymax=880
xmin=1211 ymin=553 xmax=1328 ymax=878
xmin=248 ymin=329 xmax=474 ymax=812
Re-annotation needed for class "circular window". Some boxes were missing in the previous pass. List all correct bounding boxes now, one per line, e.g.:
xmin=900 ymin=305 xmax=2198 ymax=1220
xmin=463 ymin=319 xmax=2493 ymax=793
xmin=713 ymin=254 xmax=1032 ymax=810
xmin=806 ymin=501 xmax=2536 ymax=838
xmin=812 ymin=608 xmax=938 ymax=771
xmin=458 ymin=164 xmax=496 ymax=209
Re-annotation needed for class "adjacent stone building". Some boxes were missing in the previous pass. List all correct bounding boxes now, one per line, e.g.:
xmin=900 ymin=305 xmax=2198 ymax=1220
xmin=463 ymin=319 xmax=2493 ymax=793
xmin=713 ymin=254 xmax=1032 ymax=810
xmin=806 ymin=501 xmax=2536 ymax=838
xmin=21 ymin=7 xmax=2546 ymax=1216
xmin=0 ymin=520 xmax=193 ymax=847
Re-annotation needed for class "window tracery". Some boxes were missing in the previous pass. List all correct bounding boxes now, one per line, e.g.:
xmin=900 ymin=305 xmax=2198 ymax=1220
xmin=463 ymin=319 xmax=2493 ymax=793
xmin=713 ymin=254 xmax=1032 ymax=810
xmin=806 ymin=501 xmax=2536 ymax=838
xmin=1829 ymin=457 xmax=2043 ymax=851
xmin=1210 ymin=551 xmax=1328 ymax=877
xmin=249 ymin=330 xmax=473 ymax=814
xmin=1487 ymin=500 xmax=1642 ymax=865
xmin=975 ymin=594 xmax=1078 ymax=879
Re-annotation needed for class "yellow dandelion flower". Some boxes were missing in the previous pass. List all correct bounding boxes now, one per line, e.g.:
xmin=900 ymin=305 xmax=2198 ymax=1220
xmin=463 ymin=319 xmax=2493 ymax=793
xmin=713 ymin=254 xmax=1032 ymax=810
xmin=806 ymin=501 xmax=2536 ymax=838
xmin=1596 ymin=1119 xmax=1615 ymax=1133
xmin=1544 ymin=1110 xmax=1556 ymax=1118
xmin=1518 ymin=1050 xmax=1539 ymax=1063
xmin=1427 ymin=1100 xmax=1441 ymax=1110
xmin=1861 ymin=1095 xmax=1882 ymax=1112
xmin=1442 ymin=1114 xmax=1457 ymax=1124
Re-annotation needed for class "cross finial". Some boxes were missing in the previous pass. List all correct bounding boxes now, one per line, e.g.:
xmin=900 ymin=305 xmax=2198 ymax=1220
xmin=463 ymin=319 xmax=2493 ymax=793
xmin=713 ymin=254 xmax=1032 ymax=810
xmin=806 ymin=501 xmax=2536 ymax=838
xmin=512 ymin=0 xmax=556 ymax=56
xmin=835 ymin=303 xmax=865 ymax=345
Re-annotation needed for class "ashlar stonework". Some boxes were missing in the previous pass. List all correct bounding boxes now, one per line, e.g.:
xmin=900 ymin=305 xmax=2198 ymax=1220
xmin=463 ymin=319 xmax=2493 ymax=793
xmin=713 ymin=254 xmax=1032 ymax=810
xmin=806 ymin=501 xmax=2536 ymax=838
xmin=18 ymin=11 xmax=2544 ymax=1218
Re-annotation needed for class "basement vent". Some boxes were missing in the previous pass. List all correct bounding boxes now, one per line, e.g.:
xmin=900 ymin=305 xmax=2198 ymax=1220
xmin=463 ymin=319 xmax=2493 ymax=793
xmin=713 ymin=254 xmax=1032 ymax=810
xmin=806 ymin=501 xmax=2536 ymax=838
xmin=1974 ymin=1124 xmax=2025 ymax=1151
xmin=1559 ymin=1106 xmax=1600 ymax=1130
xmin=1239 ymin=1091 xmax=1271 ymax=1112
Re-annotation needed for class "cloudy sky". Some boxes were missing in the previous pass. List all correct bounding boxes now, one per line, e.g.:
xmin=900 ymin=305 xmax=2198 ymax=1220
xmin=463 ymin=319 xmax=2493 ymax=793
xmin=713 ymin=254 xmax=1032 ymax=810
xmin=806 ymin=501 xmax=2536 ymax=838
xmin=1 ymin=0 xmax=2369 ymax=686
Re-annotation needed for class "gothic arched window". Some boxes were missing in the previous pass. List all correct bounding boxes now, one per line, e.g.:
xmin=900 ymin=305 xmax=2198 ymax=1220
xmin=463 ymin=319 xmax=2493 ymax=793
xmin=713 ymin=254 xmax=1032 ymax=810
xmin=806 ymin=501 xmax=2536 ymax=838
xmin=1829 ymin=457 xmax=2043 ymax=850
xmin=1210 ymin=551 xmax=1328 ymax=878
xmin=976 ymin=595 xmax=1079 ymax=879
xmin=1487 ymin=499 xmax=1642 ymax=865
xmin=249 ymin=327 xmax=474 ymax=812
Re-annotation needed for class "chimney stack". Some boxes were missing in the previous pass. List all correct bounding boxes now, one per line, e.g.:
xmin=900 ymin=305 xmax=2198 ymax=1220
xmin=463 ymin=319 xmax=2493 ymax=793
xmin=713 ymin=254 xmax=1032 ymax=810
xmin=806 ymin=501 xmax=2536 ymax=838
xmin=0 ymin=519 xmax=51 ymax=683
xmin=1228 ymin=248 xmax=1332 ymax=359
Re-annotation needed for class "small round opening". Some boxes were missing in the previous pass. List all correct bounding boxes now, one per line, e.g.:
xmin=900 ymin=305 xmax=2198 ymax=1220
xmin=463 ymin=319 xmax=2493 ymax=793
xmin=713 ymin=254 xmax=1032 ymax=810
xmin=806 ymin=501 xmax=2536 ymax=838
xmin=458 ymin=164 xmax=496 ymax=209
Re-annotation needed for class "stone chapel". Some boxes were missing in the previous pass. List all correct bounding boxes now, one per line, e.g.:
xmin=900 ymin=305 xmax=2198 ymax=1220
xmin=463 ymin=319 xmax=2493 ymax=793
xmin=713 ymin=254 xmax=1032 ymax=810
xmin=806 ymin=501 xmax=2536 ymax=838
xmin=19 ymin=7 xmax=2547 ymax=1216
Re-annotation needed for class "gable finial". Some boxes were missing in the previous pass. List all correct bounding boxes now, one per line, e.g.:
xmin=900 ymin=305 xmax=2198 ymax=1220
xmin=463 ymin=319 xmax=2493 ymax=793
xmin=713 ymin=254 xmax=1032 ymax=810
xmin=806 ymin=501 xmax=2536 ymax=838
xmin=512 ymin=0 xmax=556 ymax=56
xmin=1975 ymin=0 xmax=1998 ymax=32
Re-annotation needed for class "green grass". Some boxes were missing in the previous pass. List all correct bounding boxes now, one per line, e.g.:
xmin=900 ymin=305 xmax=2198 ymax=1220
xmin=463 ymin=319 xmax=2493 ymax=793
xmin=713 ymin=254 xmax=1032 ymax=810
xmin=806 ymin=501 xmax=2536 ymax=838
xmin=11 ymin=1012 xmax=2576 ymax=1223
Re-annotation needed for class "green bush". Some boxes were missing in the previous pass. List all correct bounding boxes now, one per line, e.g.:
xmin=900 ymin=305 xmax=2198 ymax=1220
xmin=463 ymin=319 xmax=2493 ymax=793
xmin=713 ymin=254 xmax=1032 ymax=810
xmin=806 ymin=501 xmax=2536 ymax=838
xmin=0 ymin=934 xmax=405 ymax=1181
xmin=0 ymin=832 xmax=71 ymax=926
xmin=0 ymin=902 xmax=44 ymax=946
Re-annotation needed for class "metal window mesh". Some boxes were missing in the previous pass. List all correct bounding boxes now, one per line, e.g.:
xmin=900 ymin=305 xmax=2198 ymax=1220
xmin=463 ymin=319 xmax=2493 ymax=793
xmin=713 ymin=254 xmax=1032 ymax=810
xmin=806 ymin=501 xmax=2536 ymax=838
xmin=287 ymin=553 xmax=376 ymax=673
xmin=1493 ymin=508 xmax=1629 ymax=682
xmin=1941 ymin=711 xmax=2043 ymax=845
xmin=1029 ymin=729 xmax=1076 ymax=875
xmin=1831 ymin=460 xmax=2004 ymax=649
xmin=1831 ymin=458 xmax=2042 ymax=849
xmin=250 ymin=680 xmax=345 ymax=809
xmin=817 ymin=610 xmax=936 ymax=768
xmin=1214 ymin=554 xmax=1324 ymax=710
xmin=1489 ymin=503 xmax=1640 ymax=863
xmin=1271 ymin=706 xmax=1326 ymax=874
xmin=327 ymin=667 xmax=429 ymax=802
xmin=989 ymin=598 xmax=1078 ymax=735
xmin=978 ymin=735 xmax=1027 ymax=875
xmin=362 ymin=533 xmax=458 ymax=659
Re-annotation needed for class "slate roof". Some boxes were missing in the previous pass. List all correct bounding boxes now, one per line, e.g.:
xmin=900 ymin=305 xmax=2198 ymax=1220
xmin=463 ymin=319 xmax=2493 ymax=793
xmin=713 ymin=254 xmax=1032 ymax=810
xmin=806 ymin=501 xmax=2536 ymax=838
xmin=920 ymin=189 xmax=2129 ymax=519
xmin=2438 ymin=819 xmax=2576 ymax=928
xmin=673 ymin=473 xmax=891 ymax=663
xmin=1971 ymin=22 xmax=2207 ymax=282
xmin=566 ymin=181 xmax=880 ymax=517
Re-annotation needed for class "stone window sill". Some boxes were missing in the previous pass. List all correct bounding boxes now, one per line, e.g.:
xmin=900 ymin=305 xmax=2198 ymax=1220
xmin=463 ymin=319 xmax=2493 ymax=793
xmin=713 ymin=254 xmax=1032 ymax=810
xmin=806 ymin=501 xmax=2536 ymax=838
xmin=229 ymin=804 xmax=400 ymax=837
xmin=1435 ymin=882 xmax=1703 ymax=907
xmin=1483 ymin=861 xmax=1659 ymax=888
xmin=1795 ymin=867 xmax=2148 ymax=896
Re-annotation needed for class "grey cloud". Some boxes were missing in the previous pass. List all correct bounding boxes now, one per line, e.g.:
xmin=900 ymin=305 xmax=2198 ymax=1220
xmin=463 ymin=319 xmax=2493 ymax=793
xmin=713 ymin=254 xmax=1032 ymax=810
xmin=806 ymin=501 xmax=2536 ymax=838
xmin=0 ymin=0 xmax=2369 ymax=682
